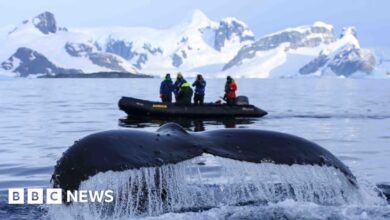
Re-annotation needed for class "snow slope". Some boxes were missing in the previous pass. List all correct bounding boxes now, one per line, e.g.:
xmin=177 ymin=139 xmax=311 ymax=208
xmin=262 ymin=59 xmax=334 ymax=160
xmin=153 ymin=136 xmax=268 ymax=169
xmin=220 ymin=24 xmax=384 ymax=78
xmin=0 ymin=10 xmax=254 ymax=77
xmin=0 ymin=10 xmax=387 ymax=78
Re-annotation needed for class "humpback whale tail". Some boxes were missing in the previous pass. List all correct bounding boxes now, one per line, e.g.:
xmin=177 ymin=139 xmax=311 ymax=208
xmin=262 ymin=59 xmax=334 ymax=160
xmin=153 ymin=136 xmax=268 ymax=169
xmin=52 ymin=123 xmax=357 ymax=193
xmin=50 ymin=123 xmax=390 ymax=217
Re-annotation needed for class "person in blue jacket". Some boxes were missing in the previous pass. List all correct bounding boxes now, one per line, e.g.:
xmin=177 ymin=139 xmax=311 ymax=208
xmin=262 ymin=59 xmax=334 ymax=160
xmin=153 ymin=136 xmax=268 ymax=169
xmin=160 ymin=73 xmax=173 ymax=103
xmin=192 ymin=74 xmax=206 ymax=105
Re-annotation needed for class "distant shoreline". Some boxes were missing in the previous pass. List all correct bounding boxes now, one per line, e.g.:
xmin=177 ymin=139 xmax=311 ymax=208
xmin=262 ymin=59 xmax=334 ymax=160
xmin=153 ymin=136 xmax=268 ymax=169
xmin=39 ymin=72 xmax=154 ymax=79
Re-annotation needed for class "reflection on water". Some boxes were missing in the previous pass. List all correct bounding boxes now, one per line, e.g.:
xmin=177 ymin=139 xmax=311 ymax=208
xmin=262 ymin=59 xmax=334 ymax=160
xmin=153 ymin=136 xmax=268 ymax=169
xmin=119 ymin=116 xmax=258 ymax=131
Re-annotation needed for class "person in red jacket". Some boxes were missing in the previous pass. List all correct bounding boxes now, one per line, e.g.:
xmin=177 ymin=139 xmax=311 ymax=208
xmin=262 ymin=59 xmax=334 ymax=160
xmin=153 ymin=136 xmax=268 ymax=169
xmin=224 ymin=76 xmax=237 ymax=105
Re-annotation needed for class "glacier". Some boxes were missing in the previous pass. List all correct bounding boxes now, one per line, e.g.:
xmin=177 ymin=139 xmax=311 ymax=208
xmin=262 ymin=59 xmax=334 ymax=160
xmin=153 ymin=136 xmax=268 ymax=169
xmin=0 ymin=10 xmax=387 ymax=78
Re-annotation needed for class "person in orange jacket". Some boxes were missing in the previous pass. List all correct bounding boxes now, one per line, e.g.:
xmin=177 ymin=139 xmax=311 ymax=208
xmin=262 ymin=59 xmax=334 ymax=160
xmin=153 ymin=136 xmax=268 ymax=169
xmin=223 ymin=76 xmax=237 ymax=105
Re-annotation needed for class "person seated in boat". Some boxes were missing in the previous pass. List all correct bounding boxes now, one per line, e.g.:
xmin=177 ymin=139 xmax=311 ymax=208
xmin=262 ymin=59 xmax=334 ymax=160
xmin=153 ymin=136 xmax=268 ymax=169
xmin=176 ymin=81 xmax=193 ymax=104
xmin=173 ymin=72 xmax=186 ymax=100
xmin=223 ymin=76 xmax=237 ymax=105
xmin=192 ymin=74 xmax=206 ymax=105
xmin=159 ymin=73 xmax=174 ymax=103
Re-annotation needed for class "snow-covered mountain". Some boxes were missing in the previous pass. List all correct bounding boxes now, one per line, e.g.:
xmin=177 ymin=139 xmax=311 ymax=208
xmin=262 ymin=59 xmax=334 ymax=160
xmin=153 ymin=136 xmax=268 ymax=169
xmin=0 ymin=10 xmax=387 ymax=78
xmin=0 ymin=10 xmax=254 ymax=77
xmin=298 ymin=27 xmax=377 ymax=77
xmin=220 ymin=23 xmax=384 ymax=78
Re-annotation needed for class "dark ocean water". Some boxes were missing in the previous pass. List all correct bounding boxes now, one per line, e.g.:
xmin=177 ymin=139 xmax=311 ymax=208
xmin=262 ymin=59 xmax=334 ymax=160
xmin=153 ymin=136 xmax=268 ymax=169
xmin=0 ymin=78 xmax=389 ymax=219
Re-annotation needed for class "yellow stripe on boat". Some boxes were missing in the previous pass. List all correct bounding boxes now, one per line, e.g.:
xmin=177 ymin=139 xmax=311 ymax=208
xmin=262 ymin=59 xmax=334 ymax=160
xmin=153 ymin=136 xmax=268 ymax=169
xmin=152 ymin=104 xmax=168 ymax=108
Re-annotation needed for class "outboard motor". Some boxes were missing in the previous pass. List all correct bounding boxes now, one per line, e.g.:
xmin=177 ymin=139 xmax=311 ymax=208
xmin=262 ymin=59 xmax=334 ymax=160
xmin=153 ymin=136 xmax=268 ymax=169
xmin=235 ymin=96 xmax=249 ymax=105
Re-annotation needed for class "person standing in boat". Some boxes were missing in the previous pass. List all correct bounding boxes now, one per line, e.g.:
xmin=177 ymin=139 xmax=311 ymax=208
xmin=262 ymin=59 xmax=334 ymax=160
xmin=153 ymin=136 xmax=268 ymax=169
xmin=173 ymin=72 xmax=185 ymax=101
xmin=176 ymin=81 xmax=193 ymax=104
xmin=159 ymin=73 xmax=174 ymax=103
xmin=192 ymin=74 xmax=206 ymax=105
xmin=224 ymin=76 xmax=237 ymax=105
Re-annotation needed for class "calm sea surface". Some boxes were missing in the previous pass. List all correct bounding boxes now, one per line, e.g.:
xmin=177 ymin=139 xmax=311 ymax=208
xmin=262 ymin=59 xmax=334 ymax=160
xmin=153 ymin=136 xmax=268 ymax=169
xmin=0 ymin=78 xmax=389 ymax=219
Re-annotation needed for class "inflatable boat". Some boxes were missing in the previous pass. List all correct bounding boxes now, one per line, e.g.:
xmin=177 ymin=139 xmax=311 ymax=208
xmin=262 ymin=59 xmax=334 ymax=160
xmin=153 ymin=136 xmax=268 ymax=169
xmin=118 ymin=96 xmax=267 ymax=118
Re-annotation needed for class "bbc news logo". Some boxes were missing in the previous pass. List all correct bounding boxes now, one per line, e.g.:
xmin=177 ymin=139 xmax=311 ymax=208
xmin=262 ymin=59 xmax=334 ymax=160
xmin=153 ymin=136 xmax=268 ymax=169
xmin=8 ymin=188 xmax=114 ymax=204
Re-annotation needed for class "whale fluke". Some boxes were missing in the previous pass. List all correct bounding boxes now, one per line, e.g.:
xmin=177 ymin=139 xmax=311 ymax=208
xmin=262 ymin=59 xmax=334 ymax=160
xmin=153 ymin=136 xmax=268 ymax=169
xmin=52 ymin=123 xmax=356 ymax=194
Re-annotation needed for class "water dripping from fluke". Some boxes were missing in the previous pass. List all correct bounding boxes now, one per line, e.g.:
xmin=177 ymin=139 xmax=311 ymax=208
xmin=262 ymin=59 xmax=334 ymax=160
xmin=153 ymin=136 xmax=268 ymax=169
xmin=49 ymin=154 xmax=384 ymax=219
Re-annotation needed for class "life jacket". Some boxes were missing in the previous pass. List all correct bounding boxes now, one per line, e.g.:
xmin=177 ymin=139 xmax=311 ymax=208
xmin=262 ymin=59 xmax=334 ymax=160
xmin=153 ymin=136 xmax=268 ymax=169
xmin=181 ymin=82 xmax=191 ymax=88
xmin=225 ymin=81 xmax=237 ymax=98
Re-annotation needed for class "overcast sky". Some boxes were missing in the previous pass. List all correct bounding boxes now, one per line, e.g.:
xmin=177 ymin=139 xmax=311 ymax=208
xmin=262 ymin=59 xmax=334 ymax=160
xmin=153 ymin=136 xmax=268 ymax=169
xmin=1 ymin=0 xmax=389 ymax=50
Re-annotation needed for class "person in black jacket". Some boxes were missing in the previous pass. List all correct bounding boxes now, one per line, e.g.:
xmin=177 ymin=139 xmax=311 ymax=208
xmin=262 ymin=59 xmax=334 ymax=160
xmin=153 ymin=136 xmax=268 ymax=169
xmin=173 ymin=72 xmax=185 ymax=101
xmin=176 ymin=81 xmax=193 ymax=104
xmin=192 ymin=74 xmax=206 ymax=105
xmin=159 ymin=73 xmax=173 ymax=103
